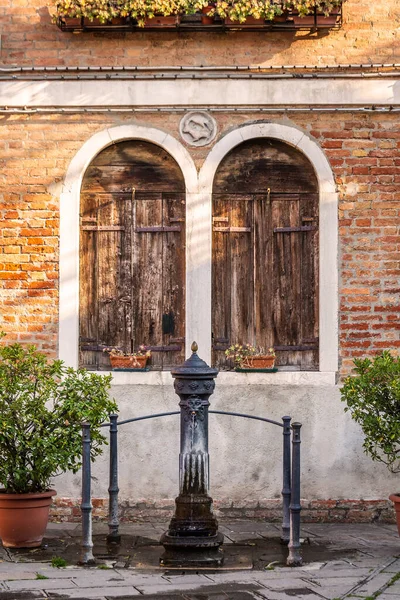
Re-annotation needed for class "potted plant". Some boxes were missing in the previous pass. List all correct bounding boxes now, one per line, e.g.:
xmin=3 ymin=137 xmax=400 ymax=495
xmin=104 ymin=345 xmax=151 ymax=370
xmin=284 ymin=0 xmax=343 ymax=26
xmin=216 ymin=0 xmax=283 ymax=25
xmin=0 ymin=334 xmax=117 ymax=548
xmin=340 ymin=351 xmax=400 ymax=535
xmin=225 ymin=344 xmax=276 ymax=370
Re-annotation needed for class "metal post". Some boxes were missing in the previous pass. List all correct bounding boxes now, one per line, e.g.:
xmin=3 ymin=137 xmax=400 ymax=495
xmin=287 ymin=422 xmax=302 ymax=567
xmin=281 ymin=415 xmax=291 ymax=544
xmin=80 ymin=422 xmax=95 ymax=565
xmin=107 ymin=414 xmax=120 ymax=544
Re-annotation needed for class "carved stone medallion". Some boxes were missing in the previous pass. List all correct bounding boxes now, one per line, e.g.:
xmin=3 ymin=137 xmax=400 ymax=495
xmin=179 ymin=111 xmax=217 ymax=147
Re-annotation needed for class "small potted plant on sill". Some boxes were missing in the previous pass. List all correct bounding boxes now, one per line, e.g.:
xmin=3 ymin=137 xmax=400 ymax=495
xmin=215 ymin=0 xmax=283 ymax=26
xmin=0 ymin=333 xmax=117 ymax=548
xmin=225 ymin=344 xmax=276 ymax=370
xmin=104 ymin=345 xmax=151 ymax=370
xmin=340 ymin=351 xmax=400 ymax=536
xmin=284 ymin=0 xmax=343 ymax=27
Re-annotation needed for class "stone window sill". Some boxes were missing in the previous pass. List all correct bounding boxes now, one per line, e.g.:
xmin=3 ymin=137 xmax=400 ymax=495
xmin=100 ymin=370 xmax=337 ymax=386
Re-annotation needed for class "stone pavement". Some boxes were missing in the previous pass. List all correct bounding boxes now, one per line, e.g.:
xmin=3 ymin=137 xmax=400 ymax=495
xmin=0 ymin=521 xmax=398 ymax=600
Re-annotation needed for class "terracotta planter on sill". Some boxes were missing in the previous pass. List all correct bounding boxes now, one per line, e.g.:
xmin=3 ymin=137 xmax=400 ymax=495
xmin=201 ymin=6 xmax=215 ymax=25
xmin=144 ymin=15 xmax=180 ymax=27
xmin=389 ymin=493 xmax=400 ymax=536
xmin=225 ymin=16 xmax=265 ymax=27
xmin=61 ymin=17 xmax=83 ymax=29
xmin=109 ymin=355 xmax=148 ymax=370
xmin=292 ymin=11 xmax=339 ymax=27
xmin=0 ymin=489 xmax=56 ymax=548
xmin=245 ymin=356 xmax=275 ymax=369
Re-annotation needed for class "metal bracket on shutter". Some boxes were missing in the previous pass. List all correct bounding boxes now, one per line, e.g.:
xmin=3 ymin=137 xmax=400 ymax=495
xmin=212 ymin=336 xmax=229 ymax=351
xmin=273 ymin=226 xmax=317 ymax=233
xmin=274 ymin=344 xmax=317 ymax=351
xmin=82 ymin=225 xmax=125 ymax=231
xmin=213 ymin=227 xmax=251 ymax=233
xmin=135 ymin=226 xmax=181 ymax=232
xmin=81 ymin=343 xmax=111 ymax=352
xmin=146 ymin=345 xmax=182 ymax=352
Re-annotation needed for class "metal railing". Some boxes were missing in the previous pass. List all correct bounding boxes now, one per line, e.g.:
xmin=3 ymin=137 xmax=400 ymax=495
xmin=80 ymin=411 xmax=302 ymax=566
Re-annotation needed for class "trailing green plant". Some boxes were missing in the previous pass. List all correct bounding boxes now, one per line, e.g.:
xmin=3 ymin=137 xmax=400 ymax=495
xmin=53 ymin=0 xmax=288 ymax=24
xmin=0 ymin=334 xmax=117 ymax=494
xmin=212 ymin=0 xmax=283 ymax=22
xmin=340 ymin=351 xmax=400 ymax=473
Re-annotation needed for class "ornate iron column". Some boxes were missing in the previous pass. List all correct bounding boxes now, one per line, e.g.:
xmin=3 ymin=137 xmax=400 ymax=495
xmin=160 ymin=342 xmax=224 ymax=567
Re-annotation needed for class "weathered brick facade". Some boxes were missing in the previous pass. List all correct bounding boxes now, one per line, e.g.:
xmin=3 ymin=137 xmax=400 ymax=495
xmin=1 ymin=111 xmax=399 ymax=374
xmin=1 ymin=2 xmax=399 ymax=66
xmin=1 ymin=1 xmax=399 ymax=521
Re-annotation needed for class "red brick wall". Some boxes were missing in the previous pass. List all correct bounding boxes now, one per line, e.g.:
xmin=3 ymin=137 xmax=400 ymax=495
xmin=49 ymin=496 xmax=396 ymax=524
xmin=0 ymin=111 xmax=399 ymax=370
xmin=1 ymin=2 xmax=399 ymax=67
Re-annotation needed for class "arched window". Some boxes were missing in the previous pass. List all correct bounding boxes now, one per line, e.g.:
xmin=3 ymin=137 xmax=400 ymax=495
xmin=212 ymin=138 xmax=319 ymax=370
xmin=79 ymin=140 xmax=186 ymax=370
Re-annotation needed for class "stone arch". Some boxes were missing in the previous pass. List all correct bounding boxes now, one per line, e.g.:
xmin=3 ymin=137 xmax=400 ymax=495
xmin=198 ymin=122 xmax=338 ymax=372
xmin=59 ymin=125 xmax=198 ymax=368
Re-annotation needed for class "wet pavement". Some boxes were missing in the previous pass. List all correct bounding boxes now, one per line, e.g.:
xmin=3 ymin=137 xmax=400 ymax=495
xmin=0 ymin=521 xmax=398 ymax=599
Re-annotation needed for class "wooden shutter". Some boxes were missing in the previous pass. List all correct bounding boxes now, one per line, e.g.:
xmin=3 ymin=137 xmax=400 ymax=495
xmin=79 ymin=141 xmax=185 ymax=370
xmin=212 ymin=139 xmax=319 ymax=370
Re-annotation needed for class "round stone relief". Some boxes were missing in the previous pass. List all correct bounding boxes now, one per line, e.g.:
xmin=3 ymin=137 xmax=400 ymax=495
xmin=179 ymin=111 xmax=217 ymax=147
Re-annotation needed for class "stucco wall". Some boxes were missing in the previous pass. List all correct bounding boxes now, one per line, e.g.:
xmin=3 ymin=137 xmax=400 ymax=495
xmin=53 ymin=379 xmax=398 ymax=520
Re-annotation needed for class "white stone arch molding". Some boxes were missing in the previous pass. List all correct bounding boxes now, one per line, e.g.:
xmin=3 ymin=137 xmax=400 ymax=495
xmin=59 ymin=125 xmax=198 ymax=369
xmin=197 ymin=122 xmax=339 ymax=373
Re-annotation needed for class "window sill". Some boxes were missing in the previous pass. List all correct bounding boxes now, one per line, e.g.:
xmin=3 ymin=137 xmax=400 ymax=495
xmin=101 ymin=370 xmax=337 ymax=386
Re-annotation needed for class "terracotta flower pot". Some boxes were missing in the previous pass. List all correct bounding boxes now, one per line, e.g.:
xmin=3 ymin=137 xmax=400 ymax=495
xmin=109 ymin=355 xmax=148 ymax=370
xmin=0 ymin=489 xmax=56 ymax=548
xmin=389 ymin=493 xmax=400 ymax=536
xmin=201 ymin=6 xmax=214 ymax=25
xmin=292 ymin=12 xmax=339 ymax=27
xmin=225 ymin=16 xmax=265 ymax=27
xmin=144 ymin=15 xmax=180 ymax=27
xmin=245 ymin=356 xmax=275 ymax=369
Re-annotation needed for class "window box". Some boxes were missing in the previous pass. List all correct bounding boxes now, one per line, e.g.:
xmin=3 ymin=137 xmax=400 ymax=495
xmin=143 ymin=15 xmax=180 ymax=27
xmin=225 ymin=17 xmax=265 ymax=27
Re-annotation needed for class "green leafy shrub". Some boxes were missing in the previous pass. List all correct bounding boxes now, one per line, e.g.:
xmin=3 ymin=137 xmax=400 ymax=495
xmin=0 ymin=335 xmax=117 ymax=493
xmin=340 ymin=351 xmax=400 ymax=473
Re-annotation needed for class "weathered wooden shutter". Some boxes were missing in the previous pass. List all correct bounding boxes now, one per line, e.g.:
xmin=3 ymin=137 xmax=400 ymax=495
xmin=212 ymin=139 xmax=319 ymax=370
xmin=79 ymin=141 xmax=185 ymax=370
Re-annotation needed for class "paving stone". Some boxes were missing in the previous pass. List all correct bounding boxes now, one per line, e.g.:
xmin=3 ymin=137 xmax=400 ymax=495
xmin=252 ymin=588 xmax=325 ymax=600
xmin=352 ymin=572 xmax=396 ymax=596
xmin=47 ymin=586 xmax=140 ymax=598
xmin=307 ymin=568 xmax=371 ymax=578
xmin=0 ymin=592 xmax=48 ymax=599
xmin=163 ymin=575 xmax=217 ymax=584
xmin=0 ymin=572 xmax=38 ymax=581
xmin=383 ymin=558 xmax=400 ymax=572
xmin=307 ymin=576 xmax=363 ymax=597
xmin=383 ymin=580 xmax=400 ymax=595
xmin=5 ymin=578 xmax=77 ymax=590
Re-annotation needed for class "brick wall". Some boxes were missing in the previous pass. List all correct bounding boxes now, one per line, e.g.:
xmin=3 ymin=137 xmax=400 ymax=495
xmin=1 ymin=1 xmax=399 ymax=67
xmin=0 ymin=111 xmax=399 ymax=371
xmin=49 ymin=496 xmax=396 ymax=524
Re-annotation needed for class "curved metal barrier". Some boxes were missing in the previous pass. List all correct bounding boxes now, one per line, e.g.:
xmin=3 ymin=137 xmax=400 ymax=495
xmin=80 ymin=410 xmax=301 ymax=567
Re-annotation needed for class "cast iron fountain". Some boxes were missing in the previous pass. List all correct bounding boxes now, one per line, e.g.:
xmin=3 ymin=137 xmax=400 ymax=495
xmin=160 ymin=342 xmax=224 ymax=567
